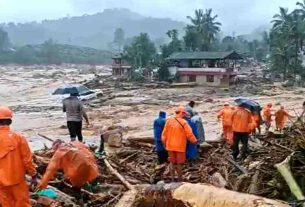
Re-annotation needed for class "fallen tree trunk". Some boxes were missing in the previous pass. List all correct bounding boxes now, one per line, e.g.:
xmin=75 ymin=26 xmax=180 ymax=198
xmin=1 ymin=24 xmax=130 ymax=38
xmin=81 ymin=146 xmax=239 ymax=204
xmin=275 ymin=153 xmax=305 ymax=201
xmin=248 ymin=169 xmax=260 ymax=194
xmin=225 ymin=155 xmax=249 ymax=175
xmin=115 ymin=183 xmax=289 ymax=207
xmin=103 ymin=158 xmax=135 ymax=191
xmin=126 ymin=136 xmax=154 ymax=144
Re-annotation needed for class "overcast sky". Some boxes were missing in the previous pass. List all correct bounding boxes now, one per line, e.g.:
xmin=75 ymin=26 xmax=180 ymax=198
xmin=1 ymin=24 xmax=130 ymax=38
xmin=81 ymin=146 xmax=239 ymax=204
xmin=0 ymin=0 xmax=301 ymax=33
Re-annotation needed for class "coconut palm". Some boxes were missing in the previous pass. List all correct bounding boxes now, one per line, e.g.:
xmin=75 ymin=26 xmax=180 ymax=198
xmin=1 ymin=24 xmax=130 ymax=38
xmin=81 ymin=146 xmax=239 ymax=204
xmin=185 ymin=8 xmax=221 ymax=51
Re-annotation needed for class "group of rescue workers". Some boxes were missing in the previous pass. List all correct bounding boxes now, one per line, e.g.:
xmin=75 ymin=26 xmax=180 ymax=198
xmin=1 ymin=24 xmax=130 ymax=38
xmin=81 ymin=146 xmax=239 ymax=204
xmin=0 ymin=105 xmax=99 ymax=206
xmin=0 ymin=96 xmax=304 ymax=206
xmin=154 ymin=100 xmax=304 ymax=181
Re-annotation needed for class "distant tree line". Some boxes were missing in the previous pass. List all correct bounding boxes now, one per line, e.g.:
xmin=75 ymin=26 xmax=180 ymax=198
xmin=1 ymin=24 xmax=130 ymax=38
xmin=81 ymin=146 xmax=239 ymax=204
xmin=120 ymin=8 xmax=270 ymax=81
xmin=0 ymin=31 xmax=112 ymax=65
xmin=269 ymin=0 xmax=305 ymax=79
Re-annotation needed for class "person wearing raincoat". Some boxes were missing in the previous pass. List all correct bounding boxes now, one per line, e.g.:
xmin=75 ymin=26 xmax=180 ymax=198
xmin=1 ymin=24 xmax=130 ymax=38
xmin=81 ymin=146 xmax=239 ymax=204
xmin=153 ymin=111 xmax=168 ymax=164
xmin=262 ymin=103 xmax=273 ymax=131
xmin=0 ymin=107 xmax=37 ymax=207
xmin=185 ymin=112 xmax=199 ymax=161
xmin=185 ymin=101 xmax=196 ymax=117
xmin=38 ymin=139 xmax=99 ymax=203
xmin=191 ymin=111 xmax=205 ymax=144
xmin=162 ymin=106 xmax=197 ymax=181
xmin=217 ymin=103 xmax=234 ymax=145
xmin=231 ymin=104 xmax=253 ymax=160
xmin=275 ymin=106 xmax=294 ymax=132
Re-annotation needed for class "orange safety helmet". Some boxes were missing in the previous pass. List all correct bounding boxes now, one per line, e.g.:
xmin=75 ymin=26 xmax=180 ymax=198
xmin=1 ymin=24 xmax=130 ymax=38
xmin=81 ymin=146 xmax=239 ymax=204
xmin=0 ymin=107 xmax=13 ymax=119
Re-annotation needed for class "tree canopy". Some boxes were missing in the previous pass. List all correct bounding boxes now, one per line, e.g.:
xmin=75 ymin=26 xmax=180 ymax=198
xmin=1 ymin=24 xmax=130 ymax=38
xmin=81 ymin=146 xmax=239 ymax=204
xmin=269 ymin=1 xmax=305 ymax=78
xmin=184 ymin=9 xmax=221 ymax=51
xmin=123 ymin=33 xmax=157 ymax=68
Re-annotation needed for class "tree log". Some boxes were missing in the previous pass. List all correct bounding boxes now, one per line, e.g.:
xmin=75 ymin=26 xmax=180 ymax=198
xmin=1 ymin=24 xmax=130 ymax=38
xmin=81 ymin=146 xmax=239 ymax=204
xmin=103 ymin=158 xmax=135 ymax=191
xmin=115 ymin=183 xmax=290 ymax=207
xmin=126 ymin=136 xmax=154 ymax=144
xmin=37 ymin=133 xmax=54 ymax=142
xmin=248 ymin=169 xmax=260 ymax=194
xmin=225 ymin=155 xmax=248 ymax=175
xmin=275 ymin=153 xmax=305 ymax=201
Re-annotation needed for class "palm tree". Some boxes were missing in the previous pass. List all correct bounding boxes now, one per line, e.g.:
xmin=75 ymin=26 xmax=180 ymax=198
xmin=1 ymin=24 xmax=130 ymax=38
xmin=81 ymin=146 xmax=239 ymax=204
xmin=270 ymin=6 xmax=305 ymax=78
xmin=202 ymin=9 xmax=222 ymax=49
xmin=185 ymin=8 xmax=221 ymax=51
xmin=187 ymin=9 xmax=204 ymax=29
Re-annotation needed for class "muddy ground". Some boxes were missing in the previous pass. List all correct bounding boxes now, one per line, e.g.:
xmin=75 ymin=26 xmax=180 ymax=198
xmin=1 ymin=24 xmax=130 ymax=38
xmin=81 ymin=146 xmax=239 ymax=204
xmin=0 ymin=65 xmax=304 ymax=151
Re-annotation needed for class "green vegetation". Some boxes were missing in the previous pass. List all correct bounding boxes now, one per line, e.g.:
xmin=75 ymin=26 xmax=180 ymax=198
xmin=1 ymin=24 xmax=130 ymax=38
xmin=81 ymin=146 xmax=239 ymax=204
xmin=120 ymin=8 xmax=271 ymax=81
xmin=0 ymin=35 xmax=112 ymax=65
xmin=269 ymin=1 xmax=305 ymax=78
xmin=1 ymin=9 xmax=185 ymax=50
xmin=184 ymin=9 xmax=221 ymax=51
xmin=160 ymin=29 xmax=183 ymax=59
xmin=122 ymin=33 xmax=157 ymax=68
xmin=2 ymin=4 xmax=305 ymax=81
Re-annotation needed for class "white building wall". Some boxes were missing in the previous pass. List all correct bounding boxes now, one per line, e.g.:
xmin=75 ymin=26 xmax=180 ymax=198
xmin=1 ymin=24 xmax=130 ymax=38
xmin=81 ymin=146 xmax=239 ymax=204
xmin=180 ymin=74 xmax=228 ymax=87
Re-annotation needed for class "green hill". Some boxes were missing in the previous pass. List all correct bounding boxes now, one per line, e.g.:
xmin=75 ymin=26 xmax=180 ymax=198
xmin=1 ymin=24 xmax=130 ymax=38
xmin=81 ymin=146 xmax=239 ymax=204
xmin=1 ymin=8 xmax=185 ymax=50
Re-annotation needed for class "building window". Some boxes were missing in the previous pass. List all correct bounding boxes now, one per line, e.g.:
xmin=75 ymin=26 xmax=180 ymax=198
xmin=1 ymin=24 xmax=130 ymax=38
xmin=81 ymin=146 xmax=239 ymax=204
xmin=188 ymin=75 xmax=196 ymax=82
xmin=207 ymin=75 xmax=214 ymax=82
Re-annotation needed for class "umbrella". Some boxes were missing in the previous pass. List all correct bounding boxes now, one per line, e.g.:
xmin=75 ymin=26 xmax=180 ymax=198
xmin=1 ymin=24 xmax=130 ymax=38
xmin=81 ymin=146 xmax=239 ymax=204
xmin=52 ymin=84 xmax=91 ymax=95
xmin=234 ymin=97 xmax=261 ymax=112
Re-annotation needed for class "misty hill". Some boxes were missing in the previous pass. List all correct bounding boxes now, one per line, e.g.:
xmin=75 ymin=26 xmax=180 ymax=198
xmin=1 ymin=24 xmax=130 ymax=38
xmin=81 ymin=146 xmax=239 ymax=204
xmin=0 ymin=43 xmax=112 ymax=65
xmin=1 ymin=8 xmax=185 ymax=50
xmin=239 ymin=25 xmax=270 ymax=41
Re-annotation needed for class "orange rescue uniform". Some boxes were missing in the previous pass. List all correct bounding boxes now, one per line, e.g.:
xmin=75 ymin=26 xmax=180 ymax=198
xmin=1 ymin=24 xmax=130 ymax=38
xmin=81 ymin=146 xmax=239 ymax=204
xmin=275 ymin=109 xmax=290 ymax=130
xmin=0 ymin=126 xmax=36 ymax=207
xmin=162 ymin=114 xmax=197 ymax=164
xmin=262 ymin=106 xmax=272 ymax=128
xmin=250 ymin=114 xmax=260 ymax=132
xmin=218 ymin=106 xmax=234 ymax=144
xmin=232 ymin=107 xmax=253 ymax=133
xmin=39 ymin=141 xmax=99 ymax=189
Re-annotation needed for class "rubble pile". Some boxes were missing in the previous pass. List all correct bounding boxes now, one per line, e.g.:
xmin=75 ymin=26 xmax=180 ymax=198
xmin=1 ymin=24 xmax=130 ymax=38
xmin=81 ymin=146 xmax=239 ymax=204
xmin=31 ymin=120 xmax=305 ymax=206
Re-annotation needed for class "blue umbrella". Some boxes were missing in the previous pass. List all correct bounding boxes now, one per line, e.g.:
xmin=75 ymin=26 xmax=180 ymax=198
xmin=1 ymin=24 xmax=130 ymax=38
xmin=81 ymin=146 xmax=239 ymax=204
xmin=234 ymin=97 xmax=261 ymax=112
xmin=234 ymin=97 xmax=250 ymax=106
xmin=52 ymin=84 xmax=91 ymax=95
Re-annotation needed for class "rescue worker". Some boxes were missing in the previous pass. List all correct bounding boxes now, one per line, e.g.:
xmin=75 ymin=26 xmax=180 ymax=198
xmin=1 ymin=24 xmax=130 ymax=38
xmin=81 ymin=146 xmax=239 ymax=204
xmin=38 ymin=139 xmax=99 ymax=203
xmin=191 ymin=111 xmax=205 ymax=143
xmin=231 ymin=103 xmax=253 ymax=160
xmin=185 ymin=112 xmax=199 ymax=161
xmin=185 ymin=101 xmax=196 ymax=117
xmin=252 ymin=110 xmax=261 ymax=135
xmin=0 ymin=106 xmax=37 ymax=207
xmin=262 ymin=103 xmax=273 ymax=131
xmin=217 ymin=103 xmax=234 ymax=145
xmin=162 ymin=106 xmax=197 ymax=181
xmin=63 ymin=92 xmax=90 ymax=142
xmin=153 ymin=111 xmax=168 ymax=164
xmin=275 ymin=106 xmax=294 ymax=132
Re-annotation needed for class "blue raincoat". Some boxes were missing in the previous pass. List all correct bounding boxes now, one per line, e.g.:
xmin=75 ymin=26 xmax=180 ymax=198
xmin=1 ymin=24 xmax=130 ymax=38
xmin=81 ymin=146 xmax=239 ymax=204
xmin=153 ymin=111 xmax=167 ymax=152
xmin=186 ymin=118 xmax=199 ymax=160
